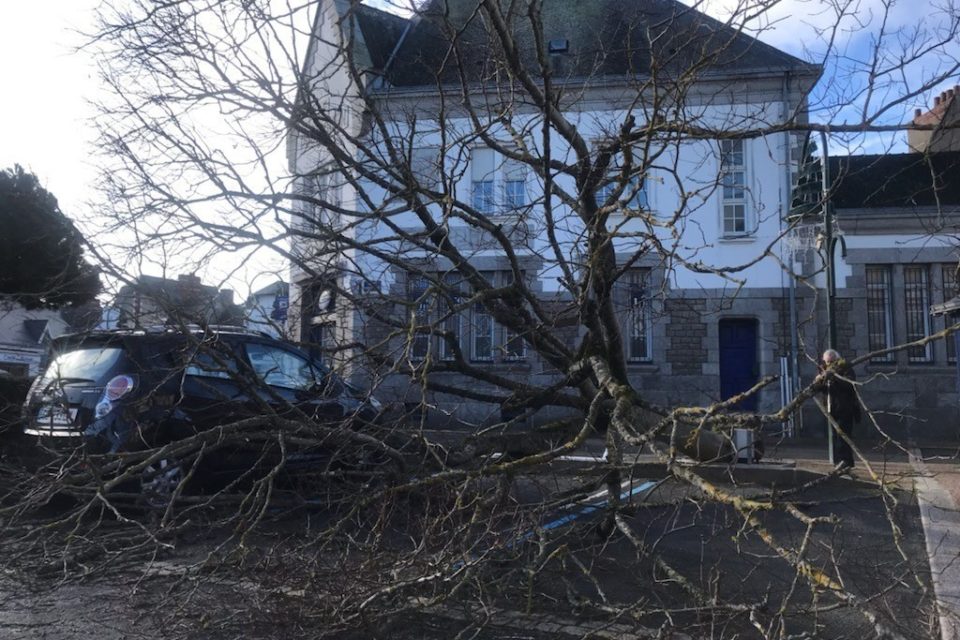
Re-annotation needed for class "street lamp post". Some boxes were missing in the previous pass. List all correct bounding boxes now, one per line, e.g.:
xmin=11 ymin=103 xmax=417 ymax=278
xmin=820 ymin=130 xmax=838 ymax=351
xmin=819 ymin=130 xmax=838 ymax=462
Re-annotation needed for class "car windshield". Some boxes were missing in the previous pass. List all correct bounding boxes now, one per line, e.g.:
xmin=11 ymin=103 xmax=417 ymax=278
xmin=42 ymin=346 xmax=124 ymax=384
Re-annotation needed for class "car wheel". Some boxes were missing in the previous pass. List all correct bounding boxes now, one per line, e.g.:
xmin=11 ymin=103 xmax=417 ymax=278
xmin=139 ymin=457 xmax=183 ymax=510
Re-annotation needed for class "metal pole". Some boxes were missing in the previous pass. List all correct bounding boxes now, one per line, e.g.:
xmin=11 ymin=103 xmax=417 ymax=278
xmin=819 ymin=129 xmax=836 ymax=463
xmin=819 ymin=130 xmax=837 ymax=350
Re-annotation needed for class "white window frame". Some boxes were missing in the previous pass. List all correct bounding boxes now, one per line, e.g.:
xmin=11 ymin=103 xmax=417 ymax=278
xmin=471 ymin=147 xmax=528 ymax=215
xmin=471 ymin=148 xmax=496 ymax=214
xmin=720 ymin=139 xmax=751 ymax=237
xmin=592 ymin=141 xmax=653 ymax=215
xmin=597 ymin=171 xmax=650 ymax=212
xmin=502 ymin=157 xmax=527 ymax=211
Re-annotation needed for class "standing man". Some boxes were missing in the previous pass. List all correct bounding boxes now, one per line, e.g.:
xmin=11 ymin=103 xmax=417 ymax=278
xmin=820 ymin=349 xmax=862 ymax=469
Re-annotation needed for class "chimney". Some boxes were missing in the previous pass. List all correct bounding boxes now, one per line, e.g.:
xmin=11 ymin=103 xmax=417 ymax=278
xmin=908 ymin=79 xmax=960 ymax=152
xmin=178 ymin=273 xmax=202 ymax=286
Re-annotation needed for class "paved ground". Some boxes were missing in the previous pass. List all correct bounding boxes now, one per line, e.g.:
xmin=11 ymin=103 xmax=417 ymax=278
xmin=0 ymin=432 xmax=954 ymax=639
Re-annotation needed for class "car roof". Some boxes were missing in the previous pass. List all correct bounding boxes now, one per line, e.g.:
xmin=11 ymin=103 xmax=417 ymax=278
xmin=50 ymin=325 xmax=285 ymax=353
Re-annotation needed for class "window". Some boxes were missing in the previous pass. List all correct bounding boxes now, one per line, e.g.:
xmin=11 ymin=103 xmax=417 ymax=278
xmin=865 ymin=266 xmax=894 ymax=362
xmin=720 ymin=139 xmax=748 ymax=236
xmin=471 ymin=148 xmax=527 ymax=214
xmin=185 ymin=348 xmax=238 ymax=380
xmin=471 ymin=148 xmax=496 ymax=213
xmin=0 ymin=363 xmax=29 ymax=377
xmin=409 ymin=269 xmax=529 ymax=364
xmin=622 ymin=270 xmax=651 ymax=361
xmin=594 ymin=147 xmax=650 ymax=213
xmin=471 ymin=271 xmax=495 ymax=361
xmin=303 ymin=172 xmax=340 ymax=228
xmin=407 ymin=275 xmax=431 ymax=360
xmin=411 ymin=147 xmax=440 ymax=189
xmin=45 ymin=347 xmax=125 ymax=383
xmin=943 ymin=264 xmax=958 ymax=363
xmin=503 ymin=158 xmax=527 ymax=209
xmin=904 ymin=265 xmax=932 ymax=362
xmin=438 ymin=273 xmax=462 ymax=361
xmin=306 ymin=322 xmax=335 ymax=364
xmin=597 ymin=173 xmax=649 ymax=211
xmin=502 ymin=271 xmax=526 ymax=360
xmin=244 ymin=343 xmax=317 ymax=390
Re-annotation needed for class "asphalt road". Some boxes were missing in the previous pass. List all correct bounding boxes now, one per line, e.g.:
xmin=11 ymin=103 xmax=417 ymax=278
xmin=0 ymin=437 xmax=940 ymax=640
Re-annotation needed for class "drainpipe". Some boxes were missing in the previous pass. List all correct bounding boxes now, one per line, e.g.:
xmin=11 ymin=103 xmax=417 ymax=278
xmin=782 ymin=74 xmax=801 ymax=438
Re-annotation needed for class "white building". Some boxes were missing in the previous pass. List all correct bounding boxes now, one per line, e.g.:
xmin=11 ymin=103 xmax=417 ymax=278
xmin=287 ymin=0 xmax=960 ymax=437
xmin=0 ymin=303 xmax=70 ymax=377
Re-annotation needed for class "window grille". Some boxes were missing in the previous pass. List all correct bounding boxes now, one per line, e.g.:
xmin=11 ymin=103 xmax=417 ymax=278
xmin=943 ymin=264 xmax=958 ymax=363
xmin=904 ymin=265 xmax=932 ymax=362
xmin=502 ymin=271 xmax=526 ymax=360
xmin=865 ymin=266 xmax=894 ymax=362
xmin=622 ymin=269 xmax=651 ymax=361
xmin=471 ymin=271 xmax=495 ymax=361
xmin=407 ymin=275 xmax=431 ymax=360
xmin=438 ymin=273 xmax=461 ymax=361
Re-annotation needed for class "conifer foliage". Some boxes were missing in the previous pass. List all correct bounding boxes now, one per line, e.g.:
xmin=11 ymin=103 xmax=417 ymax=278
xmin=0 ymin=165 xmax=99 ymax=309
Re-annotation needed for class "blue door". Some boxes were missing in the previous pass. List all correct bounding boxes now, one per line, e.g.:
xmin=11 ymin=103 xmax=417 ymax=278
xmin=719 ymin=318 xmax=759 ymax=411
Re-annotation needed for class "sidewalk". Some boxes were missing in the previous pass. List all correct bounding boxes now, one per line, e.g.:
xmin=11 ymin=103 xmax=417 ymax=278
xmin=774 ymin=437 xmax=960 ymax=640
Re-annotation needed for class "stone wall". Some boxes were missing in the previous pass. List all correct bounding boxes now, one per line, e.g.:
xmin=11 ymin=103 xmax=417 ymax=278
xmin=665 ymin=299 xmax=707 ymax=375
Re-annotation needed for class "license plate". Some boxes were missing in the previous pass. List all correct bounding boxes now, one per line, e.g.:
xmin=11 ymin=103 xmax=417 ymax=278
xmin=35 ymin=405 xmax=78 ymax=426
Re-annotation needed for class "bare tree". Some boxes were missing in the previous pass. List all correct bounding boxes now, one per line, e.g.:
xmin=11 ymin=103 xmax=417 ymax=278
xmin=1 ymin=0 xmax=959 ymax=638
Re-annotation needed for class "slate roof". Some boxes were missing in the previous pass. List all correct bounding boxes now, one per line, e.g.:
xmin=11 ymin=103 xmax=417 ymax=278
xmin=22 ymin=319 xmax=50 ymax=344
xmin=354 ymin=4 xmax=410 ymax=73
xmin=353 ymin=0 xmax=818 ymax=88
xmin=829 ymin=151 xmax=960 ymax=211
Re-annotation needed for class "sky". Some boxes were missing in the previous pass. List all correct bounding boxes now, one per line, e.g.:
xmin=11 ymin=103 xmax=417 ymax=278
xmin=1 ymin=0 xmax=957 ymax=295
xmin=0 ymin=0 xmax=101 ymax=226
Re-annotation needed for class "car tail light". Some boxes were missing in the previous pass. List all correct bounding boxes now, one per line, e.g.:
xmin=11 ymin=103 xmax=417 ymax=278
xmin=95 ymin=375 xmax=137 ymax=420
xmin=104 ymin=375 xmax=136 ymax=401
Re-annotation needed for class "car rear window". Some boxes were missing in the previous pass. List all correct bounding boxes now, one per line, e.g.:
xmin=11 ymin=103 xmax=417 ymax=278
xmin=42 ymin=347 xmax=125 ymax=384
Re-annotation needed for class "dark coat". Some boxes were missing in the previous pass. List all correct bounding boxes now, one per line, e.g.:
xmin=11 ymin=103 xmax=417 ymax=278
xmin=821 ymin=360 xmax=862 ymax=426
